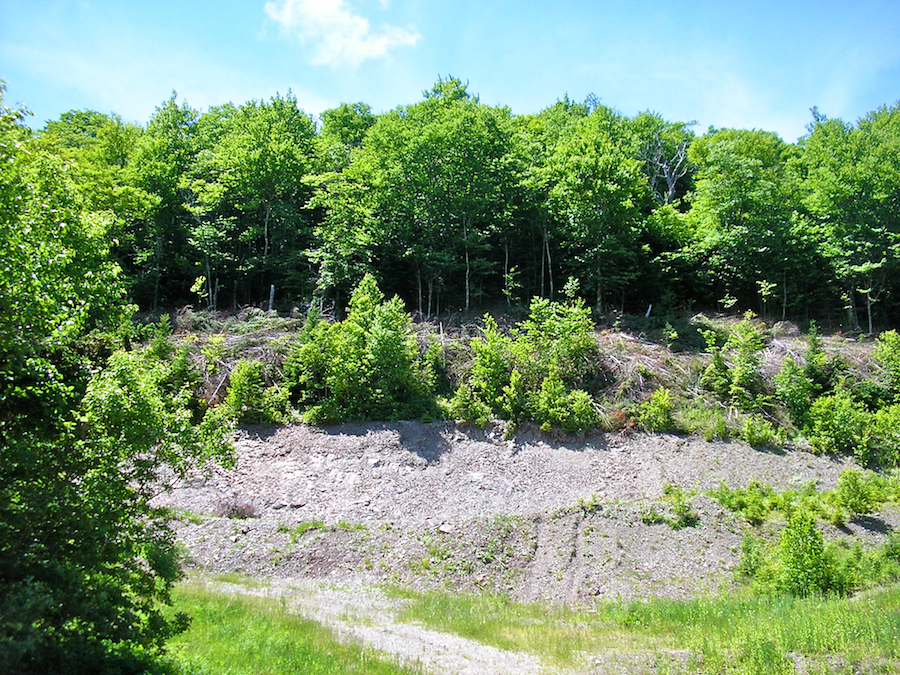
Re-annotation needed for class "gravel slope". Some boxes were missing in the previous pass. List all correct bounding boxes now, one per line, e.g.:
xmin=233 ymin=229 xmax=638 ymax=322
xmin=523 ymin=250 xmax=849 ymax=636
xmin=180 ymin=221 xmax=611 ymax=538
xmin=157 ymin=422 xmax=900 ymax=673
xmin=155 ymin=421 xmax=894 ymax=603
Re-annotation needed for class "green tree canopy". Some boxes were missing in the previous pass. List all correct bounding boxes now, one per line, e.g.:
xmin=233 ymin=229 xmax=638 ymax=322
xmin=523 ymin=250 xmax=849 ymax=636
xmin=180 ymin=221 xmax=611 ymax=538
xmin=0 ymin=85 xmax=230 ymax=673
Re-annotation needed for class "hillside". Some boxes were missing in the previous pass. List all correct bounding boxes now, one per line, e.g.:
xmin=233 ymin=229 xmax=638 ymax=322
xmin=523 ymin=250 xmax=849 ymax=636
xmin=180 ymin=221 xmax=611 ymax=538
xmin=156 ymin=422 xmax=895 ymax=605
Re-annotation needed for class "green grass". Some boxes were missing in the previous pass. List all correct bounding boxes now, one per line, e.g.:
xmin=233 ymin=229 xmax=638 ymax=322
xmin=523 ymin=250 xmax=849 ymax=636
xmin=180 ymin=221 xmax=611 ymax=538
xmin=161 ymin=582 xmax=423 ymax=675
xmin=387 ymin=585 xmax=900 ymax=673
xmin=277 ymin=519 xmax=326 ymax=542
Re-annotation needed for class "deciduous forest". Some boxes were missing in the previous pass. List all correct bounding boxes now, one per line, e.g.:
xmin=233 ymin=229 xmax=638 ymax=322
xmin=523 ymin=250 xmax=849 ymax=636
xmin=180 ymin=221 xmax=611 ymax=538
xmin=21 ymin=77 xmax=900 ymax=330
xmin=4 ymin=77 xmax=900 ymax=674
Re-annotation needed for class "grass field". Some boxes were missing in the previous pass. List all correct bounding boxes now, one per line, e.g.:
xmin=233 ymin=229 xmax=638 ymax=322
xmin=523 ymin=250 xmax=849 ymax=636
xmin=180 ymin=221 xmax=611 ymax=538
xmin=388 ymin=585 xmax=900 ymax=673
xmin=155 ymin=579 xmax=900 ymax=674
xmin=160 ymin=582 xmax=424 ymax=675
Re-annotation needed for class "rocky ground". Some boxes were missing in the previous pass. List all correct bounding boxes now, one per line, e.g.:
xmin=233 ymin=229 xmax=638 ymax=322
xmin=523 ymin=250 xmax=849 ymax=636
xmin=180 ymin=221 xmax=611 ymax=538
xmin=155 ymin=422 xmax=899 ymax=673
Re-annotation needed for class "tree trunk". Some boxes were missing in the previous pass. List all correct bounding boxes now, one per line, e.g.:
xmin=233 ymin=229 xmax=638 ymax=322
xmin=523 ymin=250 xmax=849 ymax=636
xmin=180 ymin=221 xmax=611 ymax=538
xmin=205 ymin=261 xmax=214 ymax=310
xmin=665 ymin=173 xmax=678 ymax=205
xmin=263 ymin=202 xmax=271 ymax=261
xmin=596 ymin=260 xmax=604 ymax=315
xmin=540 ymin=229 xmax=546 ymax=298
xmin=463 ymin=215 xmax=471 ymax=313
xmin=503 ymin=241 xmax=510 ymax=306
xmin=782 ymin=270 xmax=787 ymax=322
xmin=545 ymin=236 xmax=554 ymax=299
xmin=867 ymin=292 xmax=874 ymax=335
xmin=847 ymin=288 xmax=858 ymax=330
xmin=465 ymin=244 xmax=471 ymax=313
xmin=416 ymin=268 xmax=423 ymax=318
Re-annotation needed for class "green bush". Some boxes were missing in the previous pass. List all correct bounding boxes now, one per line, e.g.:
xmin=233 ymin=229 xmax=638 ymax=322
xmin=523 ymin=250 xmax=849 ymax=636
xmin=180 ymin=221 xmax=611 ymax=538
xmin=873 ymin=330 xmax=900 ymax=398
xmin=448 ymin=382 xmax=493 ymax=425
xmin=774 ymin=510 xmax=835 ymax=597
xmin=450 ymin=296 xmax=602 ymax=433
xmin=201 ymin=333 xmax=227 ymax=373
xmin=529 ymin=369 xmax=598 ymax=433
xmin=699 ymin=332 xmax=731 ymax=400
xmin=221 ymin=359 xmax=283 ymax=424
xmin=662 ymin=483 xmax=700 ymax=529
xmin=736 ymin=532 xmax=766 ymax=578
xmin=450 ymin=315 xmax=514 ymax=424
xmin=802 ymin=322 xmax=840 ymax=392
xmin=885 ymin=532 xmax=900 ymax=562
xmin=635 ymin=387 xmax=676 ymax=432
xmin=285 ymin=275 xmax=436 ymax=422
xmin=468 ymin=316 xmax=513 ymax=412
xmin=727 ymin=315 xmax=766 ymax=409
xmin=677 ymin=403 xmax=730 ymax=441
xmin=869 ymin=405 xmax=900 ymax=467
xmin=835 ymin=468 xmax=878 ymax=517
xmin=740 ymin=414 xmax=781 ymax=448
xmin=805 ymin=389 xmax=871 ymax=458
xmin=700 ymin=313 xmax=766 ymax=411
xmin=712 ymin=480 xmax=779 ymax=526
xmin=774 ymin=356 xmax=815 ymax=427
xmin=512 ymin=296 xmax=597 ymax=389
xmin=499 ymin=369 xmax=528 ymax=423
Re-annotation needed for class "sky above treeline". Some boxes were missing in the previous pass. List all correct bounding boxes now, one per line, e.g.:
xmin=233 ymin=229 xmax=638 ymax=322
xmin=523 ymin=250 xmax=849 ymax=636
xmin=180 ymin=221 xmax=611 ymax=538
xmin=2 ymin=0 xmax=899 ymax=142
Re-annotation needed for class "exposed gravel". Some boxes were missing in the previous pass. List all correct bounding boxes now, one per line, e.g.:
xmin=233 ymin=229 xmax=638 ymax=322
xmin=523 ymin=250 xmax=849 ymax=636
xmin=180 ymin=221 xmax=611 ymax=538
xmin=204 ymin=577 xmax=544 ymax=675
xmin=161 ymin=421 xmax=855 ymax=531
xmin=155 ymin=422 xmax=899 ymax=673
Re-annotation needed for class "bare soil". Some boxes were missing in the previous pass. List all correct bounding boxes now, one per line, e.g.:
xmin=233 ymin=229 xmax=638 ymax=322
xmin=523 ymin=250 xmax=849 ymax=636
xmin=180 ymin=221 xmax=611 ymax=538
xmin=157 ymin=421 xmax=897 ymax=604
xmin=156 ymin=422 xmax=900 ymax=674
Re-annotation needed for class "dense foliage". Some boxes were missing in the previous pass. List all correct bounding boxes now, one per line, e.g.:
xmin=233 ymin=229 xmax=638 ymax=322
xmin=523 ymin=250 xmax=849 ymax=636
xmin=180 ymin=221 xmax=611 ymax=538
xmin=0 ymin=87 xmax=230 ymax=674
xmin=284 ymin=274 xmax=437 ymax=423
xmin=32 ymin=77 xmax=900 ymax=331
xmin=449 ymin=293 xmax=601 ymax=431
xmin=5 ymin=76 xmax=900 ymax=669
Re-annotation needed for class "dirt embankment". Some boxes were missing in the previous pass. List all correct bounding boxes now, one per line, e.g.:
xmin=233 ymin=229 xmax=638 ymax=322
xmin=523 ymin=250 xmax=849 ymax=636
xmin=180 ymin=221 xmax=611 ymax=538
xmin=156 ymin=422 xmax=896 ymax=605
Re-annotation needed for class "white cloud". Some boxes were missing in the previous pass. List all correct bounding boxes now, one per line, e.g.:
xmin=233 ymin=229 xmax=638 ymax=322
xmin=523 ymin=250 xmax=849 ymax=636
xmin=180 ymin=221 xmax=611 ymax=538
xmin=264 ymin=0 xmax=421 ymax=68
xmin=1 ymin=40 xmax=333 ymax=126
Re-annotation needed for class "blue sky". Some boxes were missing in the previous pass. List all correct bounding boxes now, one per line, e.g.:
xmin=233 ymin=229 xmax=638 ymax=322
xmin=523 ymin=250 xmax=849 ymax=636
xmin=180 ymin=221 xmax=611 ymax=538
xmin=2 ymin=0 xmax=899 ymax=141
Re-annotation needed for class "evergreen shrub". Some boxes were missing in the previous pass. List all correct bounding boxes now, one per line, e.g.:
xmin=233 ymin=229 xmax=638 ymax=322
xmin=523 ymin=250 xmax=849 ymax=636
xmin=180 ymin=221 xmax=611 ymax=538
xmin=450 ymin=295 xmax=602 ymax=432
xmin=285 ymin=275 xmax=436 ymax=422
xmin=635 ymin=387 xmax=676 ymax=432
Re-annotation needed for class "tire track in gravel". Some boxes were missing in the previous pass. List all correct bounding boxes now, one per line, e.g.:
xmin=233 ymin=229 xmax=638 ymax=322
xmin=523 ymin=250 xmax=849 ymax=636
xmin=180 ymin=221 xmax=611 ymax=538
xmin=203 ymin=577 xmax=547 ymax=675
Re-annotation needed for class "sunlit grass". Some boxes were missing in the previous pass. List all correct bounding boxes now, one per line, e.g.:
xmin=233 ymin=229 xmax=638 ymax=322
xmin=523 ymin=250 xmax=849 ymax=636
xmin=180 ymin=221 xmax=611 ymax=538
xmin=385 ymin=587 xmax=676 ymax=665
xmin=162 ymin=582 xmax=424 ymax=675
xmin=387 ymin=584 xmax=900 ymax=673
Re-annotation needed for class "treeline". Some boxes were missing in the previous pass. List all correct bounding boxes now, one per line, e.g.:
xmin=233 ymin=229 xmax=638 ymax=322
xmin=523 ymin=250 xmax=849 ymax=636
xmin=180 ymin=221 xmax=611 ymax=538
xmin=32 ymin=77 xmax=900 ymax=330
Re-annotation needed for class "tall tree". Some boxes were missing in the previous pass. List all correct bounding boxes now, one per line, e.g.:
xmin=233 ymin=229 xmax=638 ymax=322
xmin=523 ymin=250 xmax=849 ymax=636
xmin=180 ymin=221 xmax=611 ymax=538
xmin=39 ymin=110 xmax=154 ymax=285
xmin=629 ymin=111 xmax=696 ymax=205
xmin=317 ymin=101 xmax=376 ymax=172
xmin=129 ymin=93 xmax=199 ymax=308
xmin=0 ymin=86 xmax=229 ymax=673
xmin=545 ymin=106 xmax=649 ymax=314
xmin=683 ymin=128 xmax=808 ymax=317
xmin=513 ymin=97 xmax=590 ymax=298
xmin=185 ymin=93 xmax=318 ymax=307
xmin=312 ymin=78 xmax=515 ymax=315
xmin=799 ymin=105 xmax=900 ymax=331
